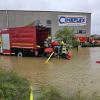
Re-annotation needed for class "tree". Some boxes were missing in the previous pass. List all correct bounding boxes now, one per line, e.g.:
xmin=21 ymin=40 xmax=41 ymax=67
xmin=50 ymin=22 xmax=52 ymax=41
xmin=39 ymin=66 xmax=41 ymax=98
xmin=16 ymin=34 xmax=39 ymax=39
xmin=56 ymin=27 xmax=74 ymax=46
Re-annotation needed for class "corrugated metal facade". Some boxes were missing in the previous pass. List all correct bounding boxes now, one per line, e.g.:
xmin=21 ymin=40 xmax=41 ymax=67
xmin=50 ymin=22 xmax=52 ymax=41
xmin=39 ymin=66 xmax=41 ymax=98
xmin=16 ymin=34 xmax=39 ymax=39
xmin=0 ymin=10 xmax=91 ymax=39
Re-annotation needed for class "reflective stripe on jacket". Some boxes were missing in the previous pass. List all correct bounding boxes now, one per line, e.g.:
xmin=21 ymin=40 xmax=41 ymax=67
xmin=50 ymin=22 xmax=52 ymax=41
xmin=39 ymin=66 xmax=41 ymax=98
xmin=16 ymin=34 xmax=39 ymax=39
xmin=62 ymin=46 xmax=66 ymax=54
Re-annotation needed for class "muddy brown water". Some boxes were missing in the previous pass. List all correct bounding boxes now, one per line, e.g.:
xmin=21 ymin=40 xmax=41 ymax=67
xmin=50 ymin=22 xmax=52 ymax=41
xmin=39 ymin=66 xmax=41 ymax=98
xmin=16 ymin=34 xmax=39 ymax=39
xmin=0 ymin=47 xmax=100 ymax=96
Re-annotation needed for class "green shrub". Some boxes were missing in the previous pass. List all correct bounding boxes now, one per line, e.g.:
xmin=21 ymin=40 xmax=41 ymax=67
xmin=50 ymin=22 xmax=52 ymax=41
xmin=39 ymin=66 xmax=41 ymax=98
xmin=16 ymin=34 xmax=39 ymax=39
xmin=0 ymin=70 xmax=29 ymax=100
xmin=56 ymin=27 xmax=74 ymax=45
xmin=38 ymin=85 xmax=66 ymax=100
xmin=72 ymin=40 xmax=80 ymax=48
xmin=81 ymin=43 xmax=100 ymax=47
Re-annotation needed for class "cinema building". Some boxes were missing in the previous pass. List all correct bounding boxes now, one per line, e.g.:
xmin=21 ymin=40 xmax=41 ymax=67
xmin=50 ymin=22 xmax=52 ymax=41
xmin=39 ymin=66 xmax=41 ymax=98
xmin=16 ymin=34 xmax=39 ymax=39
xmin=0 ymin=10 xmax=91 ymax=39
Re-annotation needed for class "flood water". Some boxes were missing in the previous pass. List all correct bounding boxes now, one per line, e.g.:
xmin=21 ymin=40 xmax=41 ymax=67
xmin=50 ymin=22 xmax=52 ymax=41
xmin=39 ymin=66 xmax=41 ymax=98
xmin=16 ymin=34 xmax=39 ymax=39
xmin=0 ymin=47 xmax=100 ymax=95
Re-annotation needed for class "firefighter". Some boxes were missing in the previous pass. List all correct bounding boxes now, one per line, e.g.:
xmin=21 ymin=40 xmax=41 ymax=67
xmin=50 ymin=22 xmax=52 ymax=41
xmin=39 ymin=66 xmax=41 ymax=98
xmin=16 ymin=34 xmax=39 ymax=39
xmin=44 ymin=36 xmax=52 ymax=47
xmin=44 ymin=36 xmax=52 ymax=57
xmin=61 ymin=42 xmax=67 ymax=59
xmin=44 ymin=39 xmax=49 ymax=47
xmin=60 ymin=40 xmax=64 ymax=46
xmin=76 ymin=37 xmax=80 ymax=52
xmin=57 ymin=45 xmax=61 ymax=58
xmin=53 ymin=45 xmax=60 ymax=58
xmin=59 ymin=40 xmax=64 ymax=57
xmin=47 ymin=36 xmax=52 ymax=47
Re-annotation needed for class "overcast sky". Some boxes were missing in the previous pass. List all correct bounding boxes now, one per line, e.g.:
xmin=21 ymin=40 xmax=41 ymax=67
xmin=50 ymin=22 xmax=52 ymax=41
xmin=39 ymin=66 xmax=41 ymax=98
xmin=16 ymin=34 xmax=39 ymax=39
xmin=0 ymin=0 xmax=100 ymax=35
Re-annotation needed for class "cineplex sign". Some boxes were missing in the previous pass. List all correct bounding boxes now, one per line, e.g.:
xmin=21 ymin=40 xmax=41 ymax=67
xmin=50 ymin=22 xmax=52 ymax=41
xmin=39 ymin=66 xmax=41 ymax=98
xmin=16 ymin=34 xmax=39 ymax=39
xmin=58 ymin=15 xmax=86 ymax=26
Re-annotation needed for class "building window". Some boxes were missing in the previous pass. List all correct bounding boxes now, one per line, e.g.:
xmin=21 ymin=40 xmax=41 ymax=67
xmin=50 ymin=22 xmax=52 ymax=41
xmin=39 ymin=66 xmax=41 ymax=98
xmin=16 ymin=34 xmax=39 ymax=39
xmin=74 ymin=30 xmax=78 ymax=34
xmin=82 ymin=30 xmax=86 ymax=34
xmin=34 ymin=19 xmax=41 ymax=26
xmin=79 ymin=30 xmax=82 ymax=34
xmin=78 ymin=30 xmax=86 ymax=34
xmin=46 ymin=20 xmax=52 ymax=26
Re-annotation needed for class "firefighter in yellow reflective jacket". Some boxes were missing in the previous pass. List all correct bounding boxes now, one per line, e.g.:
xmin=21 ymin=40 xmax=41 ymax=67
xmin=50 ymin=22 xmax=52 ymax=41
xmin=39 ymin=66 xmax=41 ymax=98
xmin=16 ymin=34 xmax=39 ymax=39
xmin=61 ymin=43 xmax=67 ymax=59
xmin=60 ymin=41 xmax=64 ymax=46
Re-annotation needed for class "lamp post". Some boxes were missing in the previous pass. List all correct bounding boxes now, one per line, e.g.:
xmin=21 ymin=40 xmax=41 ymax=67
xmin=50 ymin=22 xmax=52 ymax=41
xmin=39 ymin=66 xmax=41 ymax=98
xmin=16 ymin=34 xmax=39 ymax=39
xmin=6 ymin=10 xmax=9 ymax=28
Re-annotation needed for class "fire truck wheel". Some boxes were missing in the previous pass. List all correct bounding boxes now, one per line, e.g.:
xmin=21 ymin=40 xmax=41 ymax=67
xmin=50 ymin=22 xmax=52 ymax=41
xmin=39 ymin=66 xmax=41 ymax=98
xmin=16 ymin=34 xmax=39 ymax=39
xmin=17 ymin=52 xmax=23 ymax=57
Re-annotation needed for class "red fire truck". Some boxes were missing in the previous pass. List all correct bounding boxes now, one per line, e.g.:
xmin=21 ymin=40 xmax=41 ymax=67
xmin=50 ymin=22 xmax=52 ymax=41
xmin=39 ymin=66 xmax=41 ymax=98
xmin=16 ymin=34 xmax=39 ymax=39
xmin=0 ymin=26 xmax=49 ymax=56
xmin=78 ymin=36 xmax=87 ymax=43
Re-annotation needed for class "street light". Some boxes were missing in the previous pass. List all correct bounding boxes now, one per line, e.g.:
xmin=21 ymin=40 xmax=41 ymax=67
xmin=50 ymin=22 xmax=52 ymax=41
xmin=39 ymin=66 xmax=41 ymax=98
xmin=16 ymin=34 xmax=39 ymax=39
xmin=6 ymin=10 xmax=9 ymax=28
